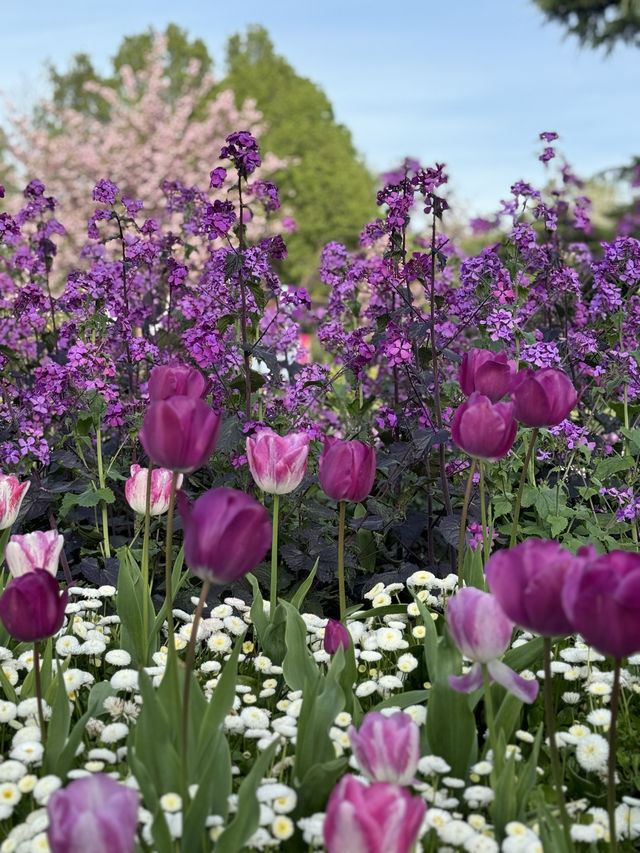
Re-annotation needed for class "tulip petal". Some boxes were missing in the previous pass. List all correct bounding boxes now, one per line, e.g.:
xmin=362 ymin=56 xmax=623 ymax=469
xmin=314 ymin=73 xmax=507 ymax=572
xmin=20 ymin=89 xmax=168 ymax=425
xmin=449 ymin=662 xmax=483 ymax=693
xmin=487 ymin=659 xmax=539 ymax=703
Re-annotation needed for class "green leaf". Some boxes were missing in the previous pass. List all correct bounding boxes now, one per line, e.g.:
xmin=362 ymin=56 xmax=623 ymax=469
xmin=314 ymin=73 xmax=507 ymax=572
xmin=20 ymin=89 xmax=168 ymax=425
xmin=289 ymin=558 xmax=319 ymax=610
xmin=374 ymin=689 xmax=430 ymax=711
xmin=491 ymin=748 xmax=518 ymax=840
xmin=281 ymin=600 xmax=320 ymax=692
xmin=412 ymin=592 xmax=439 ymax=682
xmin=116 ymin=545 xmax=153 ymax=666
xmin=198 ymin=635 xmax=244 ymax=752
xmin=44 ymin=654 xmax=71 ymax=773
xmin=54 ymin=681 xmax=115 ymax=778
xmin=214 ymin=739 xmax=279 ymax=853
xmin=247 ymin=573 xmax=269 ymax=639
xmin=60 ymin=486 xmax=115 ymax=516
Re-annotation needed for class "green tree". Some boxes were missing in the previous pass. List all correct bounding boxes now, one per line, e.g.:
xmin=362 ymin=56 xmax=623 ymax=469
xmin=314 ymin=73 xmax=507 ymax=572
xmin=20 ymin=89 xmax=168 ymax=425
xmin=220 ymin=26 xmax=377 ymax=286
xmin=533 ymin=0 xmax=640 ymax=51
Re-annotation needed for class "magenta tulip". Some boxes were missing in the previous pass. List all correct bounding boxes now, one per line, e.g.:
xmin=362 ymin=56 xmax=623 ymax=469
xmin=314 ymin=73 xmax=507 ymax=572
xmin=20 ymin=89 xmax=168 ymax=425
xmin=139 ymin=396 xmax=222 ymax=473
xmin=348 ymin=711 xmax=420 ymax=785
xmin=0 ymin=474 xmax=30 ymax=530
xmin=5 ymin=530 xmax=64 ymax=578
xmin=324 ymin=619 xmax=350 ymax=655
xmin=485 ymin=539 xmax=590 ymax=637
xmin=147 ymin=363 xmax=210 ymax=401
xmin=47 ymin=773 xmax=139 ymax=853
xmin=458 ymin=348 xmax=516 ymax=402
xmin=178 ymin=487 xmax=272 ymax=584
xmin=451 ymin=393 xmax=517 ymax=461
xmin=562 ymin=550 xmax=640 ymax=658
xmin=324 ymin=774 xmax=425 ymax=853
xmin=318 ymin=438 xmax=376 ymax=502
xmin=246 ymin=429 xmax=310 ymax=495
xmin=124 ymin=464 xmax=183 ymax=515
xmin=0 ymin=570 xmax=68 ymax=642
xmin=510 ymin=367 xmax=577 ymax=427
xmin=447 ymin=586 xmax=539 ymax=703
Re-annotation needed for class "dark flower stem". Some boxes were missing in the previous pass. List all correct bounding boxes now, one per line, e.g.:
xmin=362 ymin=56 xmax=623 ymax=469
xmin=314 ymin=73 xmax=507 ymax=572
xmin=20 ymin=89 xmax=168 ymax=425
xmin=269 ymin=494 xmax=280 ymax=618
xmin=509 ymin=427 xmax=539 ymax=547
xmin=607 ymin=658 xmax=622 ymax=853
xmin=543 ymin=637 xmax=574 ymax=852
xmin=181 ymin=579 xmax=211 ymax=804
xmin=338 ymin=500 xmax=347 ymax=621
xmin=164 ymin=471 xmax=180 ymax=649
xmin=457 ymin=458 xmax=477 ymax=587
xmin=33 ymin=641 xmax=46 ymax=748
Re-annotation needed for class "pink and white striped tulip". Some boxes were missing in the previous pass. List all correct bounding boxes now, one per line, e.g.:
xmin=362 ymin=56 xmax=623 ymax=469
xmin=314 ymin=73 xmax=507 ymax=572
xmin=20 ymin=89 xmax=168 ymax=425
xmin=447 ymin=586 xmax=539 ymax=703
xmin=125 ymin=464 xmax=183 ymax=516
xmin=324 ymin=774 xmax=425 ymax=853
xmin=5 ymin=530 xmax=64 ymax=578
xmin=0 ymin=474 xmax=30 ymax=530
xmin=348 ymin=711 xmax=420 ymax=785
xmin=246 ymin=429 xmax=310 ymax=495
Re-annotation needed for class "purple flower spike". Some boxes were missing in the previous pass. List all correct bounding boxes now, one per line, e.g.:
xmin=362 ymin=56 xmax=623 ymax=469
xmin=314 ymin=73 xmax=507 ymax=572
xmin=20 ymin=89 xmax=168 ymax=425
xmin=447 ymin=586 xmax=539 ymax=704
xmin=348 ymin=711 xmax=420 ymax=785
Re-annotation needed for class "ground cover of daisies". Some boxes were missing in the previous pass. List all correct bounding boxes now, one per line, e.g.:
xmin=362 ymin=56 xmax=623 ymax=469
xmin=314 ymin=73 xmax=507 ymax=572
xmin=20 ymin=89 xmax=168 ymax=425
xmin=0 ymin=566 xmax=638 ymax=853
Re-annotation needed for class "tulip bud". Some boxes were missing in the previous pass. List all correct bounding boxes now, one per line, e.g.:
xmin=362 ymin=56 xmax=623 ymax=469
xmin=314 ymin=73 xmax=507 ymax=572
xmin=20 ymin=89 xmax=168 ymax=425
xmin=124 ymin=464 xmax=183 ymax=515
xmin=323 ymin=774 xmax=425 ymax=853
xmin=0 ymin=570 xmax=68 ymax=642
xmin=451 ymin=393 xmax=517 ymax=461
xmin=0 ymin=474 xmax=30 ymax=530
xmin=246 ymin=429 xmax=310 ymax=495
xmin=139 ymin=396 xmax=222 ymax=473
xmin=5 ymin=530 xmax=64 ymax=578
xmin=486 ymin=538 xmax=585 ymax=636
xmin=562 ymin=550 xmax=640 ymax=658
xmin=510 ymin=367 xmax=577 ymax=427
xmin=178 ymin=487 xmax=272 ymax=585
xmin=47 ymin=773 xmax=139 ymax=853
xmin=447 ymin=586 xmax=539 ymax=703
xmin=147 ymin=363 xmax=210 ymax=401
xmin=458 ymin=348 xmax=516 ymax=402
xmin=323 ymin=618 xmax=350 ymax=655
xmin=318 ymin=438 xmax=376 ymax=503
xmin=348 ymin=711 xmax=420 ymax=785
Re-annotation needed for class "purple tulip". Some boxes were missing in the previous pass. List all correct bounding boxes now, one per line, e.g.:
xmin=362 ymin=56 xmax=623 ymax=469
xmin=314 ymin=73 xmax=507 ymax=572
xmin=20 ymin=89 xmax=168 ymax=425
xmin=450 ymin=393 xmax=517 ymax=461
xmin=178 ymin=487 xmax=272 ymax=585
xmin=510 ymin=367 xmax=577 ymax=427
xmin=47 ymin=773 xmax=139 ymax=853
xmin=323 ymin=774 xmax=425 ymax=853
xmin=324 ymin=618 xmax=350 ymax=654
xmin=485 ymin=539 xmax=587 ymax=636
xmin=0 ymin=473 xmax=30 ymax=530
xmin=246 ymin=429 xmax=310 ymax=495
xmin=147 ymin=363 xmax=210 ymax=401
xmin=0 ymin=570 xmax=68 ymax=642
xmin=447 ymin=586 xmax=539 ymax=703
xmin=562 ymin=550 xmax=640 ymax=658
xmin=139 ymin=396 xmax=222 ymax=473
xmin=348 ymin=711 xmax=420 ymax=785
xmin=458 ymin=348 xmax=516 ymax=402
xmin=124 ymin=464 xmax=183 ymax=515
xmin=5 ymin=530 xmax=64 ymax=578
xmin=318 ymin=438 xmax=376 ymax=503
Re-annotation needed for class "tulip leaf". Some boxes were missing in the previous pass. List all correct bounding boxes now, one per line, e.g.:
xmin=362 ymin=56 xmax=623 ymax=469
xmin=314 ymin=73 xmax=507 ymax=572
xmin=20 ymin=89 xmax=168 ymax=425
xmin=152 ymin=546 xmax=187 ymax=638
xmin=53 ymin=680 xmax=115 ymax=778
xmin=374 ymin=689 xmax=430 ymax=711
xmin=247 ymin=573 xmax=269 ymax=639
xmin=0 ymin=663 xmax=16 ymax=703
xmin=491 ymin=744 xmax=518 ymax=840
xmin=493 ymin=689 xmax=524 ymax=747
xmin=116 ymin=545 xmax=155 ymax=666
xmin=281 ymin=599 xmax=320 ymax=692
xmin=514 ymin=724 xmax=543 ymax=815
xmin=289 ymin=557 xmax=318 ymax=610
xmin=412 ymin=592 xmax=439 ymax=682
xmin=295 ymin=755 xmax=349 ymax=816
xmin=44 ymin=653 xmax=71 ymax=774
xmin=214 ymin=739 xmax=279 ymax=853
xmin=198 ymin=634 xmax=244 ymax=753
xmin=503 ymin=636 xmax=544 ymax=673
xmin=183 ymin=732 xmax=231 ymax=849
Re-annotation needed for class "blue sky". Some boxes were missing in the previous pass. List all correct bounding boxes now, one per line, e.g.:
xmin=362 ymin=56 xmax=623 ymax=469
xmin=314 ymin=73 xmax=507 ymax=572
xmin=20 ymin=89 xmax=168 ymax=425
xmin=1 ymin=0 xmax=638 ymax=214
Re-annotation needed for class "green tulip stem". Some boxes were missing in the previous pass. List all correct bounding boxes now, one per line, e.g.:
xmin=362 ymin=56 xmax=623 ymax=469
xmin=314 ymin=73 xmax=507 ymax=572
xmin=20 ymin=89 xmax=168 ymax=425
xmin=481 ymin=663 xmax=497 ymax=765
xmin=269 ymin=493 xmax=280 ymax=618
xmin=607 ymin=658 xmax=622 ymax=853
xmin=181 ymin=579 xmax=211 ymax=804
xmin=33 ymin=641 xmax=46 ymax=748
xmin=543 ymin=637 xmax=574 ymax=852
xmin=478 ymin=460 xmax=490 ymax=564
xmin=141 ymin=461 xmax=153 ymax=664
xmin=510 ymin=427 xmax=539 ymax=548
xmin=165 ymin=471 xmax=180 ymax=650
xmin=95 ymin=425 xmax=111 ymax=559
xmin=458 ymin=458 xmax=477 ymax=587
xmin=338 ymin=500 xmax=347 ymax=622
